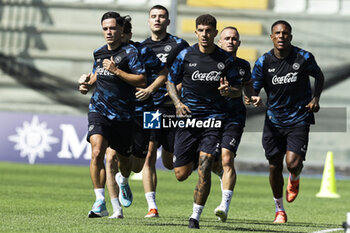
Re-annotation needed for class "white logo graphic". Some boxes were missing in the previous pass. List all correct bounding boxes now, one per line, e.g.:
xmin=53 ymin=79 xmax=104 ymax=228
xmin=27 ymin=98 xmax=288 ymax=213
xmin=143 ymin=110 xmax=162 ymax=129
xmin=272 ymin=72 xmax=298 ymax=85
xmin=97 ymin=59 xmax=101 ymax=62
xmin=58 ymin=124 xmax=91 ymax=160
xmin=8 ymin=116 xmax=59 ymax=164
xmin=163 ymin=118 xmax=222 ymax=128
xmin=96 ymin=66 xmax=114 ymax=76
xmin=217 ymin=62 xmax=225 ymax=70
xmin=293 ymin=63 xmax=300 ymax=70
xmin=189 ymin=63 xmax=197 ymax=67
xmin=157 ymin=53 xmax=168 ymax=63
xmin=151 ymin=110 xmax=162 ymax=122
xmin=114 ymin=56 xmax=122 ymax=63
xmin=191 ymin=70 xmax=221 ymax=81
xmin=239 ymin=68 xmax=245 ymax=76
xmin=89 ymin=125 xmax=94 ymax=132
xmin=164 ymin=45 xmax=172 ymax=52
xmin=300 ymin=144 xmax=307 ymax=153
xmin=268 ymin=68 xmax=275 ymax=73
xmin=229 ymin=138 xmax=237 ymax=147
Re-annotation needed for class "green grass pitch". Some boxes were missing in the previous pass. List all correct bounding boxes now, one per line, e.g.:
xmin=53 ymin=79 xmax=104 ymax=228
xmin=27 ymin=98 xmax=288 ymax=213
xmin=0 ymin=162 xmax=349 ymax=233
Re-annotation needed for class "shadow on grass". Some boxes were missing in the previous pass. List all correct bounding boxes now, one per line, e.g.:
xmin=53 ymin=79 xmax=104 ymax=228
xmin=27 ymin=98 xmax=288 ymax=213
xmin=91 ymin=216 xmax=342 ymax=233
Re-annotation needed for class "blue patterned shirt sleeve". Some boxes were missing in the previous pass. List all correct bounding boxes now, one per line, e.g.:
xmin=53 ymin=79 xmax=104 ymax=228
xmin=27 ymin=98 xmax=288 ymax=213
xmin=168 ymin=49 xmax=187 ymax=85
xmin=252 ymin=55 xmax=265 ymax=94
xmin=304 ymin=52 xmax=321 ymax=76
xmin=142 ymin=46 xmax=165 ymax=74
xmin=127 ymin=45 xmax=146 ymax=74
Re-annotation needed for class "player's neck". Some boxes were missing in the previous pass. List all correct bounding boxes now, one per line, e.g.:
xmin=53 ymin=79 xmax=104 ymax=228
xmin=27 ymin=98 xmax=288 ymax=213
xmin=151 ymin=31 xmax=167 ymax=41
xmin=274 ymin=46 xmax=291 ymax=59
xmin=199 ymin=43 xmax=216 ymax=54
xmin=107 ymin=41 xmax=122 ymax=50
xmin=231 ymin=52 xmax=237 ymax=59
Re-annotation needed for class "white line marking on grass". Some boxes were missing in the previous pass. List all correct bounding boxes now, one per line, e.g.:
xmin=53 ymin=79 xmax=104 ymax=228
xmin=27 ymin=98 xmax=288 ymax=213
xmin=311 ymin=228 xmax=344 ymax=233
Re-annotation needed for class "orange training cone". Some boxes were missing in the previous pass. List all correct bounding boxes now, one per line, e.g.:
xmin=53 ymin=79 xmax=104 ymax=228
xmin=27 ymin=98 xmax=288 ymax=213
xmin=316 ymin=151 xmax=340 ymax=198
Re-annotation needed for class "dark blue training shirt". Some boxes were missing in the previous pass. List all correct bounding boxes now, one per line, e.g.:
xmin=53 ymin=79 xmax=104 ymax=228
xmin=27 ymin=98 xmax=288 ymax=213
xmin=89 ymin=43 xmax=145 ymax=121
xmin=252 ymin=45 xmax=322 ymax=127
xmin=224 ymin=57 xmax=251 ymax=126
xmin=141 ymin=33 xmax=189 ymax=106
xmin=168 ymin=43 xmax=238 ymax=120
xmin=132 ymin=41 xmax=165 ymax=116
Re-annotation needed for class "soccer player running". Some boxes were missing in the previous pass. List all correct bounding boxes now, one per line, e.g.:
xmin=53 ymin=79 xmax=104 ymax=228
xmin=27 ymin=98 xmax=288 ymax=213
xmin=251 ymin=20 xmax=324 ymax=223
xmin=167 ymin=14 xmax=241 ymax=229
xmin=80 ymin=17 xmax=167 ymax=219
xmin=214 ymin=26 xmax=261 ymax=222
xmin=140 ymin=5 xmax=189 ymax=218
xmin=81 ymin=11 xmax=146 ymax=218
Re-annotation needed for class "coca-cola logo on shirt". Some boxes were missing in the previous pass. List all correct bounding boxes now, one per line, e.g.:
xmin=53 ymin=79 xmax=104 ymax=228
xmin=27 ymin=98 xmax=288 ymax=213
xmin=191 ymin=70 xmax=222 ymax=81
xmin=272 ymin=72 xmax=298 ymax=85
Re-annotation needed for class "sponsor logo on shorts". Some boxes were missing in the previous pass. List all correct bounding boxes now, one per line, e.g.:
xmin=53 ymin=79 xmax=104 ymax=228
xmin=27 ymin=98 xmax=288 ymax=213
xmin=301 ymin=144 xmax=307 ymax=153
xmin=89 ymin=125 xmax=94 ymax=132
xmin=239 ymin=68 xmax=245 ymax=76
xmin=229 ymin=138 xmax=237 ymax=147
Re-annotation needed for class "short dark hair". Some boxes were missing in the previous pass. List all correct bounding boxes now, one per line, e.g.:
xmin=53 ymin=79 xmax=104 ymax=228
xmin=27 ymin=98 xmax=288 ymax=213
xmin=271 ymin=20 xmax=292 ymax=33
xmin=123 ymin=15 xmax=132 ymax=34
xmin=101 ymin=11 xmax=124 ymax=26
xmin=149 ymin=5 xmax=169 ymax=19
xmin=196 ymin=14 xmax=217 ymax=29
xmin=220 ymin=26 xmax=240 ymax=39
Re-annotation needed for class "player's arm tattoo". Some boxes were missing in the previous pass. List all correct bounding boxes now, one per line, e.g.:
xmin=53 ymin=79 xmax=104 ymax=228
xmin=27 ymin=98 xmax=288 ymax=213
xmin=166 ymin=81 xmax=181 ymax=106
xmin=166 ymin=82 xmax=191 ymax=116
xmin=194 ymin=154 xmax=213 ymax=205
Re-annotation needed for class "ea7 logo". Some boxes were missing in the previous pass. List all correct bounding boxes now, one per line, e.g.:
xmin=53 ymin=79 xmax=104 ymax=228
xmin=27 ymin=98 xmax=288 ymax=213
xmin=268 ymin=68 xmax=276 ymax=73
xmin=189 ymin=63 xmax=197 ymax=67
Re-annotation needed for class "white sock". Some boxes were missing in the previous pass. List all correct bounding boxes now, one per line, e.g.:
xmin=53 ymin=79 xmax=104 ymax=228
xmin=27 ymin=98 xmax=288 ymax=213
xmin=94 ymin=188 xmax=105 ymax=201
xmin=273 ymin=197 xmax=284 ymax=212
xmin=111 ymin=198 xmax=122 ymax=213
xmin=117 ymin=172 xmax=128 ymax=185
xmin=190 ymin=203 xmax=204 ymax=221
xmin=145 ymin=192 xmax=157 ymax=211
xmin=219 ymin=190 xmax=233 ymax=212
xmin=290 ymin=174 xmax=300 ymax=181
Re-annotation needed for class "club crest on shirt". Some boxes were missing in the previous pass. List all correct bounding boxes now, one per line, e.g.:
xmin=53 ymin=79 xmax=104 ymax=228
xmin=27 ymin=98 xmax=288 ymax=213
xmin=293 ymin=63 xmax=300 ymax=70
xmin=217 ymin=62 xmax=225 ymax=70
xmin=114 ymin=56 xmax=122 ymax=64
xmin=164 ymin=45 xmax=172 ymax=52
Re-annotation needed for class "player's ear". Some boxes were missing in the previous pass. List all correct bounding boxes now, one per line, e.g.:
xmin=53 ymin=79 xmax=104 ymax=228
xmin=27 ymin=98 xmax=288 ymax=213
xmin=238 ymin=40 xmax=241 ymax=47
xmin=166 ymin=18 xmax=170 ymax=26
xmin=290 ymin=34 xmax=293 ymax=42
xmin=214 ymin=29 xmax=218 ymax=37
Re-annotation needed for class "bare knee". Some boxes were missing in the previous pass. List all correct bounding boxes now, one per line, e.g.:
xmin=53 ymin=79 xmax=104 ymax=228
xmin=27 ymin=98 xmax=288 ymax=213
xmin=174 ymin=166 xmax=192 ymax=181
xmin=286 ymin=151 xmax=303 ymax=174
